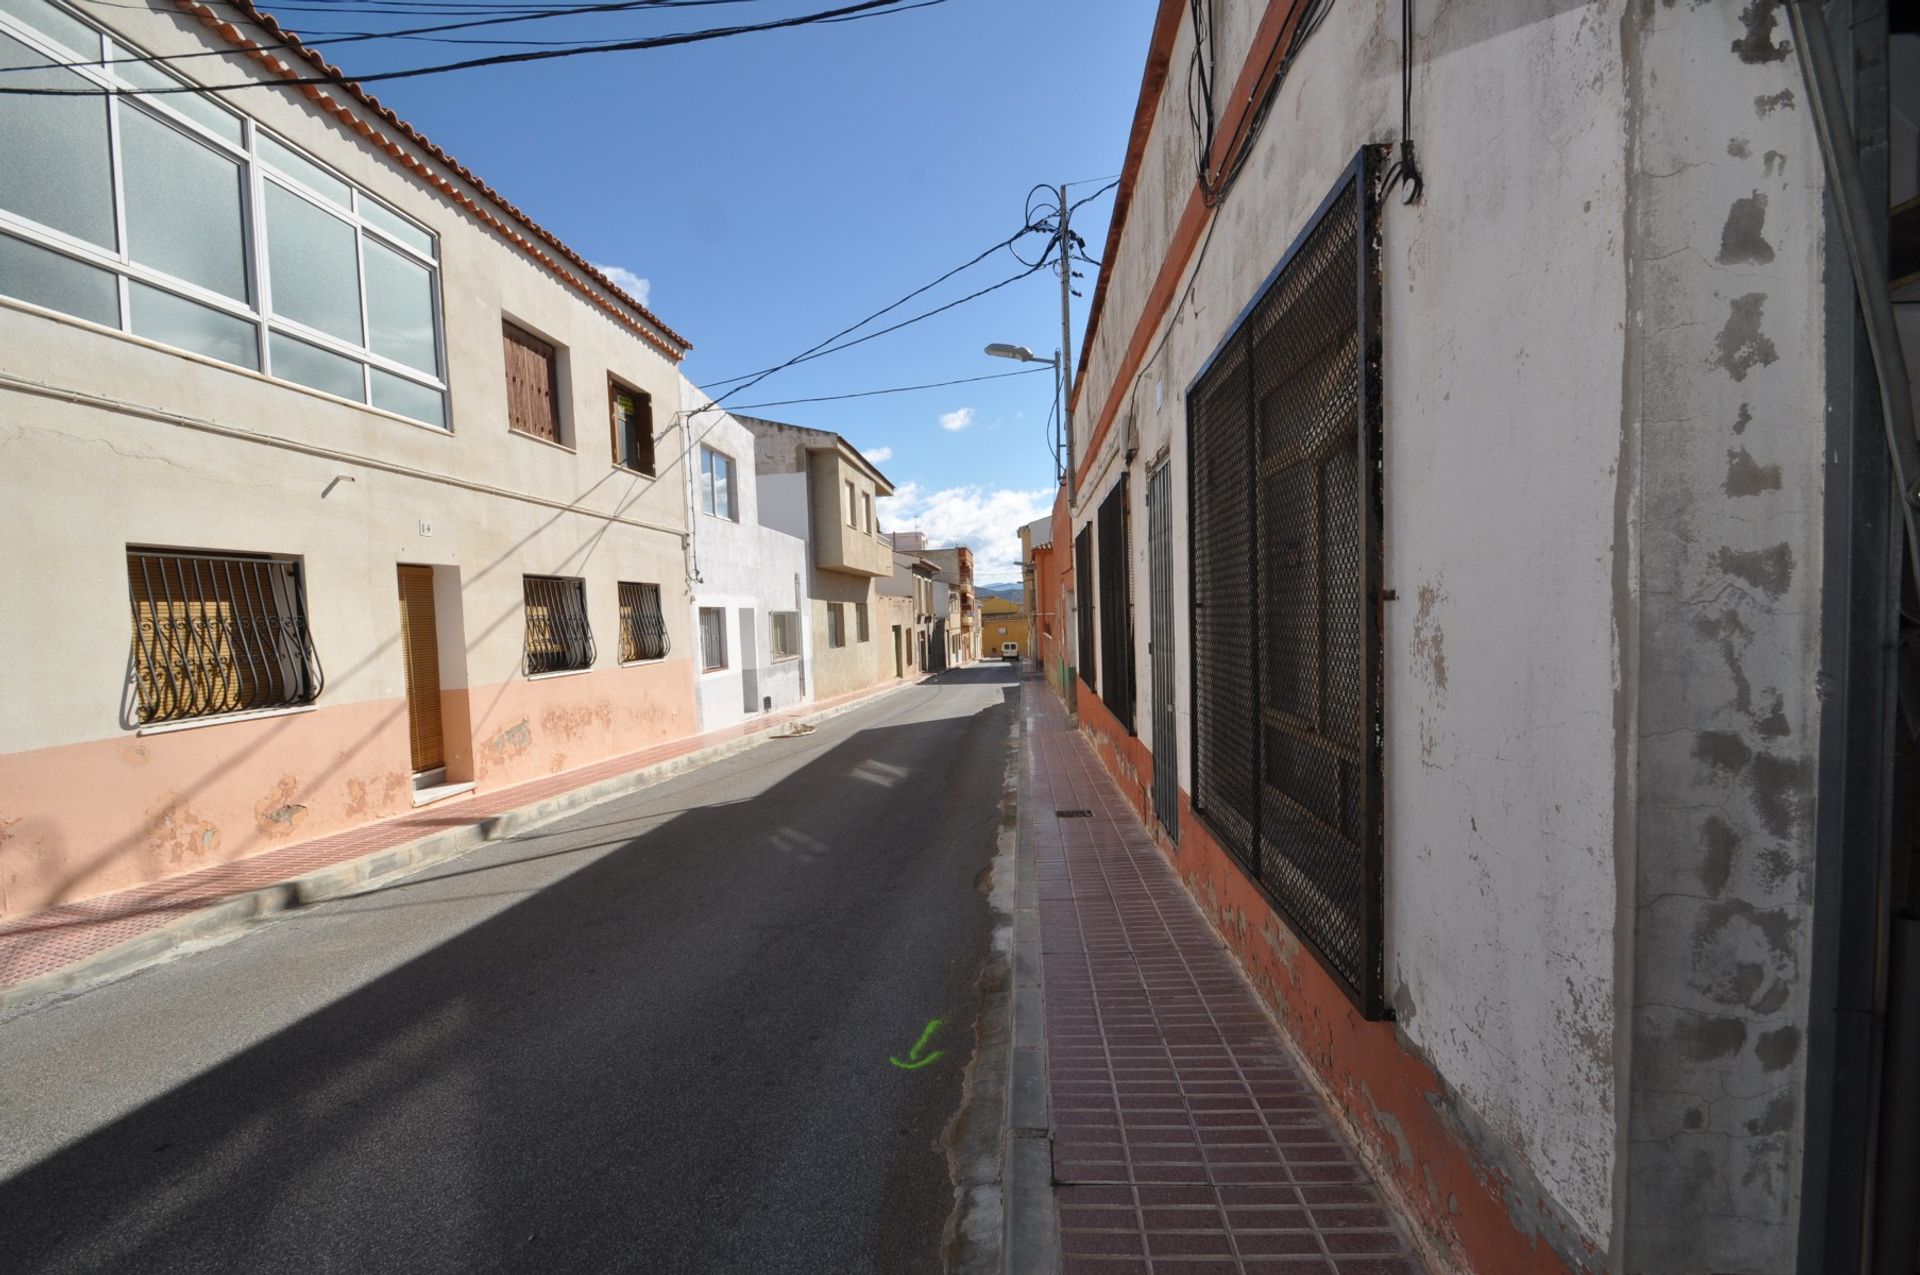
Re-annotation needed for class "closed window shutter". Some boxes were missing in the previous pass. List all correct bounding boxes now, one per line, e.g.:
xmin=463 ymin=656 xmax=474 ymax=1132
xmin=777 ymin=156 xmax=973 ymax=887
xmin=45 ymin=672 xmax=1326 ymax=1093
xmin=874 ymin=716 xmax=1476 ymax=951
xmin=504 ymin=323 xmax=559 ymax=442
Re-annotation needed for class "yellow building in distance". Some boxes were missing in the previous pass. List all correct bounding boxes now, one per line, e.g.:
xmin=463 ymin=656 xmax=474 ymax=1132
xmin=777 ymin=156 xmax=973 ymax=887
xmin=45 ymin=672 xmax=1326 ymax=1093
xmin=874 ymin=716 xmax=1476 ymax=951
xmin=979 ymin=594 xmax=1030 ymax=659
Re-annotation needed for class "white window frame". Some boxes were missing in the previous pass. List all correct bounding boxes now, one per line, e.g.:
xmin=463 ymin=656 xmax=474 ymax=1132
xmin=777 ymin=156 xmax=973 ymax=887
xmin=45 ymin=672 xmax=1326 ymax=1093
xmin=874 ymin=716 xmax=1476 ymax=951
xmin=698 ymin=606 xmax=728 ymax=671
xmin=770 ymin=610 xmax=802 ymax=660
xmin=700 ymin=446 xmax=738 ymax=521
xmin=0 ymin=0 xmax=449 ymax=427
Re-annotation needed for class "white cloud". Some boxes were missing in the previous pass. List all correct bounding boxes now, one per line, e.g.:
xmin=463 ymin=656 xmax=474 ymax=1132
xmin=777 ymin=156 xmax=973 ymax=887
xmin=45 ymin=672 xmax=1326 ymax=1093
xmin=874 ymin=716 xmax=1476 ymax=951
xmin=861 ymin=446 xmax=893 ymax=463
xmin=938 ymin=406 xmax=974 ymax=433
xmin=594 ymin=264 xmax=651 ymax=308
xmin=879 ymin=481 xmax=1053 ymax=582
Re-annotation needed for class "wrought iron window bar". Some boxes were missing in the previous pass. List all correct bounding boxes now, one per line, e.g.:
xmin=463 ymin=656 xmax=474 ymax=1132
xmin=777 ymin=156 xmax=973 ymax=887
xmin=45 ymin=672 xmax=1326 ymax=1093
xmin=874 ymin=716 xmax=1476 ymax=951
xmin=524 ymin=575 xmax=595 ymax=675
xmin=618 ymin=582 xmax=670 ymax=663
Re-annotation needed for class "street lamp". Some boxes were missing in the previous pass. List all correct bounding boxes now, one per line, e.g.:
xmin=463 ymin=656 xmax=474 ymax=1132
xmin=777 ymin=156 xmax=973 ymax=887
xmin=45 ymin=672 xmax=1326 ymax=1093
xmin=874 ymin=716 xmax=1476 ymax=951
xmin=986 ymin=342 xmax=1064 ymax=481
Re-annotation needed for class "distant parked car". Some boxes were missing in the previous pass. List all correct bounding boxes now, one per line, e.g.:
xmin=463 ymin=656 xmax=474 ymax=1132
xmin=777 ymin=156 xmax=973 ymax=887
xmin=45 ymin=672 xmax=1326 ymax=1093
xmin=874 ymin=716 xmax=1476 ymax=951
xmin=1000 ymin=642 xmax=1020 ymax=661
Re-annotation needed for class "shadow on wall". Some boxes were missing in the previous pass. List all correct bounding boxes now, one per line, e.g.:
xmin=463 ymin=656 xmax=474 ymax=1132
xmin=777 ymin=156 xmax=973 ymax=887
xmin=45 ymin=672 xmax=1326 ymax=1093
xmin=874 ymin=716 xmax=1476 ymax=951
xmin=0 ymin=672 xmax=1021 ymax=1275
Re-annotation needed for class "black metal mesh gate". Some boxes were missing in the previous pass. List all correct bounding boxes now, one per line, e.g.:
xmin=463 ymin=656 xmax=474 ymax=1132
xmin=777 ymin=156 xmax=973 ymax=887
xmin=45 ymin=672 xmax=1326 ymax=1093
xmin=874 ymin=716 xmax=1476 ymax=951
xmin=1097 ymin=475 xmax=1135 ymax=732
xmin=1186 ymin=149 xmax=1385 ymax=1017
xmin=1074 ymin=526 xmax=1096 ymax=690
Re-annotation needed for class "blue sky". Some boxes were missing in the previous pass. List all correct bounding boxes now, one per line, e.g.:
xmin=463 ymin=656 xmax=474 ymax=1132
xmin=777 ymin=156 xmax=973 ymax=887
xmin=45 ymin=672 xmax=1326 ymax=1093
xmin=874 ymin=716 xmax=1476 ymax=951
xmin=295 ymin=0 xmax=1156 ymax=579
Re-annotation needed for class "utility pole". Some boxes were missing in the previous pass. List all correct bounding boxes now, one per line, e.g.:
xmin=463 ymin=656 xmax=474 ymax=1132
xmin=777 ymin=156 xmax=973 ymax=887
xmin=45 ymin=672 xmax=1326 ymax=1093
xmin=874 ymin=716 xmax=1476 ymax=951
xmin=1058 ymin=182 xmax=1076 ymax=507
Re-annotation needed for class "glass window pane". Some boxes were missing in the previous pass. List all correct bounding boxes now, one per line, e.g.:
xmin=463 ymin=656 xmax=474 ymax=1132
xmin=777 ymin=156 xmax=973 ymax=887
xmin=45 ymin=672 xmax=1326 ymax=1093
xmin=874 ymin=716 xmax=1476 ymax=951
xmin=257 ymin=133 xmax=349 ymax=207
xmin=270 ymin=330 xmax=362 ymax=401
xmin=264 ymin=182 xmax=362 ymax=344
xmin=122 ymin=106 xmax=246 ymax=300
xmin=370 ymin=367 xmax=445 ymax=428
xmin=128 ymin=280 xmax=258 ymax=369
xmin=0 ymin=0 xmax=96 ymax=57
xmin=109 ymin=44 xmax=243 ymax=146
xmin=0 ymin=32 xmax=115 ymax=249
xmin=363 ymin=237 xmax=436 ymax=374
xmin=360 ymin=198 xmax=434 ymax=259
xmin=0 ymin=231 xmax=116 ymax=324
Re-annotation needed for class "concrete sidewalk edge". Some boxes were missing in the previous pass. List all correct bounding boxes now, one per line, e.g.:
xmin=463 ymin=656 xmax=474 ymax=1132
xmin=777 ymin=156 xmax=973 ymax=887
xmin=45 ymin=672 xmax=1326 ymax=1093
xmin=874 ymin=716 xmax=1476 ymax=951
xmin=1002 ymin=682 xmax=1060 ymax=1275
xmin=0 ymin=672 xmax=937 ymax=1013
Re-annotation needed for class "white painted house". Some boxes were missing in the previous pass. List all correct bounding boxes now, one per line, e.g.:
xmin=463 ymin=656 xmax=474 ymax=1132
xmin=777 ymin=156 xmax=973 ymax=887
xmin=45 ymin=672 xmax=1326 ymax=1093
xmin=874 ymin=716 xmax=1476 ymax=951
xmin=680 ymin=381 xmax=810 ymax=732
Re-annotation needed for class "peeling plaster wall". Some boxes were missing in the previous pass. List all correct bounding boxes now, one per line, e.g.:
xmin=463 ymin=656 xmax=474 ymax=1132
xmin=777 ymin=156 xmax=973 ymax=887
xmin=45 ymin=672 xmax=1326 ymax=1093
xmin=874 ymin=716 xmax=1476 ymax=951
xmin=1619 ymin=2 xmax=1827 ymax=1269
xmin=1070 ymin=0 xmax=1631 ymax=1263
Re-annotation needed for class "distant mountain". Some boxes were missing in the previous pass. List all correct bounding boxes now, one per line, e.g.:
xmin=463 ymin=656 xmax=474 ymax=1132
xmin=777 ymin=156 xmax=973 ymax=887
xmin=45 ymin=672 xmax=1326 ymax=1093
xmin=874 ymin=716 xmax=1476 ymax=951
xmin=975 ymin=583 xmax=1023 ymax=603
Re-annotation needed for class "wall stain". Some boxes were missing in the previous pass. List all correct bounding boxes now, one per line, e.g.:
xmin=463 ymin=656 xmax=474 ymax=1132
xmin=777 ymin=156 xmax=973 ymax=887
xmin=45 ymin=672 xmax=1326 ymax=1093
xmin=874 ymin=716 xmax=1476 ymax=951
xmin=1762 ymin=150 xmax=1785 ymax=177
xmin=1755 ymin=1025 xmax=1800 ymax=1071
xmin=1675 ymin=1013 xmax=1748 ymax=1061
xmin=144 ymin=796 xmax=220 ymax=868
xmin=1733 ymin=403 xmax=1752 ymax=435
xmin=1752 ymin=690 xmax=1789 ymax=740
xmin=1412 ymin=584 xmax=1448 ymax=691
xmin=1700 ymin=816 xmax=1740 ymax=895
xmin=1724 ymin=446 xmax=1783 ymax=497
xmin=1711 ymin=293 xmax=1778 ymax=382
xmin=1690 ymin=899 xmax=1798 ymax=1010
xmin=1713 ymin=542 xmax=1794 ymax=597
xmin=1754 ymin=89 xmax=1794 ymax=116
xmin=254 ymin=775 xmax=310 ymax=839
xmin=1717 ymin=192 xmax=1774 ymax=265
xmin=119 ymin=745 xmax=150 ymax=767
xmin=483 ymin=718 xmax=533 ymax=766
xmin=1746 ymin=751 xmax=1812 ymax=838
xmin=1726 ymin=137 xmax=1751 ymax=159
xmin=1730 ymin=0 xmax=1790 ymax=64
xmin=1693 ymin=730 xmax=1753 ymax=775
xmin=1695 ymin=609 xmax=1754 ymax=715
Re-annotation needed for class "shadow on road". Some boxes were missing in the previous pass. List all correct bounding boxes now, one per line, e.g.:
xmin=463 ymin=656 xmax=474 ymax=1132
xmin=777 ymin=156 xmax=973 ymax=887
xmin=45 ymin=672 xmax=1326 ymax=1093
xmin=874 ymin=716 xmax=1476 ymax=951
xmin=0 ymin=670 xmax=1022 ymax=1275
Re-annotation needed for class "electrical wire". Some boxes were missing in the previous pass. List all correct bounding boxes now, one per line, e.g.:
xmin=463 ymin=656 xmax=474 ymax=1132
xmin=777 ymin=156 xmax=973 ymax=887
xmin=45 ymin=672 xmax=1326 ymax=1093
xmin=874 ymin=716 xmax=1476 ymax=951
xmin=0 ymin=0 xmax=941 ymax=93
xmin=1379 ymin=0 xmax=1423 ymax=203
xmin=712 ymin=364 xmax=1050 ymax=411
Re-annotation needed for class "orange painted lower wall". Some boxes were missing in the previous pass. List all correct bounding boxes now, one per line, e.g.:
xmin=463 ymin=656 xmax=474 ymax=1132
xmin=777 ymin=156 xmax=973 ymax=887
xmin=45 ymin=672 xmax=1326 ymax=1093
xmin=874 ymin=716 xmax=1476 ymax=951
xmin=1065 ymin=681 xmax=1592 ymax=1275
xmin=0 ymin=658 xmax=698 ymax=921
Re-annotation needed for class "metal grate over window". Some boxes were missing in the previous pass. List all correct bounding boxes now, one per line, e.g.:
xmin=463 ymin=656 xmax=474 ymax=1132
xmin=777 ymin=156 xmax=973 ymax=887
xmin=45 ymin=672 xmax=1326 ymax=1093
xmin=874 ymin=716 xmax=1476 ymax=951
xmin=618 ymin=581 xmax=668 ymax=663
xmin=127 ymin=549 xmax=322 ymax=724
xmin=523 ymin=575 xmax=594 ymax=675
xmin=1186 ymin=149 xmax=1385 ymax=1017
xmin=1074 ymin=525 xmax=1096 ymax=688
xmin=1097 ymin=475 xmax=1136 ymax=732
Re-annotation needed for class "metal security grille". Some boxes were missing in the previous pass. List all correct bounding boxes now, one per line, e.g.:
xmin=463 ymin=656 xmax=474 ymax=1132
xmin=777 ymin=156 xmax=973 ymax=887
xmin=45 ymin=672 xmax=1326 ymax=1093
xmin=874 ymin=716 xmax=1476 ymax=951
xmin=127 ymin=550 xmax=323 ymax=724
xmin=1148 ymin=462 xmax=1180 ymax=842
xmin=1074 ymin=526 xmax=1096 ymax=688
xmin=523 ymin=575 xmax=595 ymax=674
xmin=1097 ymin=476 xmax=1135 ymax=732
xmin=618 ymin=582 xmax=669 ymax=662
xmin=1186 ymin=149 xmax=1385 ymax=1017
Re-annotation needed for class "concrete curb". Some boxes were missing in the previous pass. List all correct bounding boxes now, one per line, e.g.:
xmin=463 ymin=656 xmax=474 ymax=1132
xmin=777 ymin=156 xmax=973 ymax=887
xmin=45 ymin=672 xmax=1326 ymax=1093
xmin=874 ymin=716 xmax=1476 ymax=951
xmin=1002 ymin=684 xmax=1060 ymax=1275
xmin=1 ymin=672 xmax=938 ymax=1013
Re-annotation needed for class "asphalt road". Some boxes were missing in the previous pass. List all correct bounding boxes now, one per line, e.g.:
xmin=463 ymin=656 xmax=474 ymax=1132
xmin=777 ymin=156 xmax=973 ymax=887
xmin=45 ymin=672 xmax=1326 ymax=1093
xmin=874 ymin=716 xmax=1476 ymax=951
xmin=0 ymin=665 xmax=1019 ymax=1275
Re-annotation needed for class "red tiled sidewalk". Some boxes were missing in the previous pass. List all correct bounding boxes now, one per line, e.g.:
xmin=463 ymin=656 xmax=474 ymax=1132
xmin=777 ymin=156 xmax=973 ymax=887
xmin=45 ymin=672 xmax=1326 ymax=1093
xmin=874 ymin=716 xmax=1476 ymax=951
xmin=0 ymin=672 xmax=936 ymax=991
xmin=1024 ymin=685 xmax=1420 ymax=1275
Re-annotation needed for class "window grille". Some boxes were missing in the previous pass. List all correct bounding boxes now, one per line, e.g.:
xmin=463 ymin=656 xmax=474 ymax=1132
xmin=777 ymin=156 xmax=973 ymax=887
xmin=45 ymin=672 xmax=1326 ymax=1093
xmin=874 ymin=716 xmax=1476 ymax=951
xmin=126 ymin=549 xmax=322 ymax=724
xmin=504 ymin=323 xmax=561 ymax=443
xmin=1097 ymin=475 xmax=1136 ymax=732
xmin=698 ymin=607 xmax=727 ymax=671
xmin=610 ymin=380 xmax=653 ymax=475
xmin=1186 ymin=149 xmax=1385 ymax=1017
xmin=523 ymin=575 xmax=594 ymax=674
xmin=856 ymin=602 xmax=870 ymax=643
xmin=771 ymin=611 xmax=802 ymax=659
xmin=1074 ymin=526 xmax=1096 ymax=687
xmin=617 ymin=581 xmax=668 ymax=663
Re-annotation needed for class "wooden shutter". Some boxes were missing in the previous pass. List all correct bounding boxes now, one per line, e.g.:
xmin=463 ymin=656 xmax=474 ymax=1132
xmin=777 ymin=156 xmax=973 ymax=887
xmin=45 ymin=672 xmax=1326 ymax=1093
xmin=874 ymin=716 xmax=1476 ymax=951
xmin=503 ymin=323 xmax=560 ymax=443
xmin=396 ymin=565 xmax=444 ymax=772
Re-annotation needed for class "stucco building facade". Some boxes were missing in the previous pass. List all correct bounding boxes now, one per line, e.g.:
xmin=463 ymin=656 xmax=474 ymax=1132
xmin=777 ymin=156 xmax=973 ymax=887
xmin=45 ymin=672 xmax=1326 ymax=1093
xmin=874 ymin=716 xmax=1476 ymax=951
xmin=0 ymin=0 xmax=700 ymax=920
xmin=1048 ymin=2 xmax=1918 ymax=1272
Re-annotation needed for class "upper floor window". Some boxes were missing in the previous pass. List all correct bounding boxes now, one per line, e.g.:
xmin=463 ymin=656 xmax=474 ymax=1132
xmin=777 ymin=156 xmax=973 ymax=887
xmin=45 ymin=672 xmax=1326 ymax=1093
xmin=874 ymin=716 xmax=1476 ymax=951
xmin=0 ymin=0 xmax=445 ymax=427
xmin=503 ymin=322 xmax=563 ymax=444
xmin=845 ymin=480 xmax=857 ymax=528
xmin=609 ymin=378 xmax=653 ymax=474
xmin=861 ymin=492 xmax=873 ymax=535
xmin=701 ymin=446 xmax=737 ymax=520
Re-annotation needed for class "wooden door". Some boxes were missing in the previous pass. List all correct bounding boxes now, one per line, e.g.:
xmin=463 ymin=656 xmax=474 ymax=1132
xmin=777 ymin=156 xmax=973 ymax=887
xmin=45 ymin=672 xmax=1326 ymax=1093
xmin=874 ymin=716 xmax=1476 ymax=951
xmin=396 ymin=566 xmax=444 ymax=774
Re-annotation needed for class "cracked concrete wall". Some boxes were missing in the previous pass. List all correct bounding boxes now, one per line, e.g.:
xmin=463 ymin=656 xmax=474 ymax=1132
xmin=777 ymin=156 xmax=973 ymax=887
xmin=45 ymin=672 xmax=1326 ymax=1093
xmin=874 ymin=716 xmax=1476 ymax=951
xmin=1620 ymin=1 xmax=1827 ymax=1270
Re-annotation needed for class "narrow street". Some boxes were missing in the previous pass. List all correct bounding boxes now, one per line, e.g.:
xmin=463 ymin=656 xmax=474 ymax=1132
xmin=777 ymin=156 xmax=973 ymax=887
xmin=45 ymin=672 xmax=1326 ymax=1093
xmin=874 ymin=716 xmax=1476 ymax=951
xmin=0 ymin=667 xmax=1020 ymax=1275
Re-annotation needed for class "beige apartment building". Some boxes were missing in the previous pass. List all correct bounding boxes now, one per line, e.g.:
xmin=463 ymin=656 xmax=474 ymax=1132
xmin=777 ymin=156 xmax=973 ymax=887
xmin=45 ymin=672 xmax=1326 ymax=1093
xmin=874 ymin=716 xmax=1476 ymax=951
xmin=736 ymin=416 xmax=895 ymax=701
xmin=0 ymin=0 xmax=697 ymax=920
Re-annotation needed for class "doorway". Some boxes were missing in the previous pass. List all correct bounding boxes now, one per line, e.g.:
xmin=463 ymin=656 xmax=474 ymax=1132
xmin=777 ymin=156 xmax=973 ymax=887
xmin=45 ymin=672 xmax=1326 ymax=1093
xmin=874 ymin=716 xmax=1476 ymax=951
xmin=892 ymin=625 xmax=904 ymax=677
xmin=396 ymin=565 xmax=444 ymax=781
xmin=738 ymin=607 xmax=759 ymax=714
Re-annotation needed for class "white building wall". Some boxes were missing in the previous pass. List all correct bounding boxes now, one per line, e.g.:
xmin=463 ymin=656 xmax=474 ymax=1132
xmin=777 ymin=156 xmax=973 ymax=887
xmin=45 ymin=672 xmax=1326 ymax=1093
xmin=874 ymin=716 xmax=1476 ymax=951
xmin=682 ymin=385 xmax=811 ymax=733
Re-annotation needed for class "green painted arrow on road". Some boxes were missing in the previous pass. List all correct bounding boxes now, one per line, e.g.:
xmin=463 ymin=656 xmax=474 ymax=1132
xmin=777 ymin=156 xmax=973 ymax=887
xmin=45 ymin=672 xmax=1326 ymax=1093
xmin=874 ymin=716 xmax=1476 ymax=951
xmin=890 ymin=1018 xmax=945 ymax=1070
